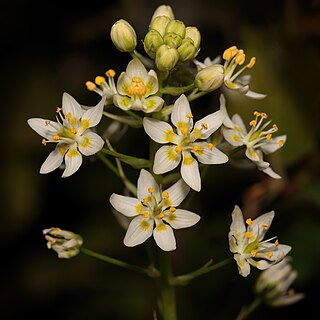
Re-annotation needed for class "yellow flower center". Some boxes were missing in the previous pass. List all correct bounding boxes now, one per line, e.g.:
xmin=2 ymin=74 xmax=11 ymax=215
xmin=127 ymin=77 xmax=147 ymax=97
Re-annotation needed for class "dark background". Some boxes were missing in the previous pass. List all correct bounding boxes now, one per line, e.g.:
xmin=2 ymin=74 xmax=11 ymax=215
xmin=1 ymin=0 xmax=319 ymax=319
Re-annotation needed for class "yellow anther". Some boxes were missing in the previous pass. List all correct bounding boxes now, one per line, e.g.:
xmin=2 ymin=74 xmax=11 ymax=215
xmin=275 ymin=239 xmax=279 ymax=246
xmin=261 ymin=112 xmax=268 ymax=118
xmin=169 ymin=207 xmax=176 ymax=213
xmin=208 ymin=143 xmax=213 ymax=150
xmin=193 ymin=145 xmax=201 ymax=152
xmin=127 ymin=77 xmax=147 ymax=97
xmin=262 ymin=223 xmax=269 ymax=229
xmin=278 ymin=140 xmax=284 ymax=147
xmin=251 ymin=249 xmax=258 ymax=257
xmin=245 ymin=231 xmax=253 ymax=239
xmin=247 ymin=57 xmax=256 ymax=69
xmin=53 ymin=135 xmax=60 ymax=142
xmin=95 ymin=76 xmax=106 ymax=86
xmin=222 ymin=46 xmax=238 ymax=61
xmin=71 ymin=128 xmax=77 ymax=135
xmin=272 ymin=124 xmax=278 ymax=131
xmin=56 ymin=107 xmax=62 ymax=113
xmin=143 ymin=212 xmax=150 ymax=218
xmin=148 ymin=187 xmax=155 ymax=193
xmin=266 ymin=134 xmax=272 ymax=141
xmin=180 ymin=127 xmax=188 ymax=135
xmin=45 ymin=120 xmax=50 ymax=126
xmin=186 ymin=113 xmax=193 ymax=118
xmin=201 ymin=123 xmax=208 ymax=129
xmin=65 ymin=112 xmax=72 ymax=119
xmin=143 ymin=197 xmax=150 ymax=204
xmin=250 ymin=120 xmax=257 ymax=127
xmin=267 ymin=252 xmax=273 ymax=259
xmin=175 ymin=146 xmax=182 ymax=153
xmin=253 ymin=111 xmax=261 ymax=117
xmin=163 ymin=191 xmax=169 ymax=199
xmin=41 ymin=138 xmax=47 ymax=146
xmin=246 ymin=218 xmax=253 ymax=225
xmin=159 ymin=213 xmax=165 ymax=219
xmin=235 ymin=51 xmax=246 ymax=65
xmin=106 ymin=69 xmax=116 ymax=77
xmin=85 ymin=81 xmax=96 ymax=91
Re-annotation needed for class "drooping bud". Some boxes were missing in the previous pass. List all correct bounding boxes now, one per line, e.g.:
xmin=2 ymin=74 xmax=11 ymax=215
xmin=165 ymin=19 xmax=186 ymax=38
xmin=177 ymin=38 xmax=197 ymax=61
xmin=110 ymin=19 xmax=137 ymax=52
xmin=194 ymin=64 xmax=224 ymax=91
xmin=151 ymin=4 xmax=175 ymax=21
xmin=155 ymin=44 xmax=179 ymax=72
xmin=163 ymin=32 xmax=182 ymax=48
xmin=150 ymin=15 xmax=171 ymax=37
xmin=144 ymin=29 xmax=164 ymax=58
xmin=43 ymin=227 xmax=83 ymax=259
xmin=185 ymin=26 xmax=201 ymax=50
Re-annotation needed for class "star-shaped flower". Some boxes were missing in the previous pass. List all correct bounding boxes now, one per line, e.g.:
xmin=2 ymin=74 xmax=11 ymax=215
xmin=143 ymin=94 xmax=228 ymax=191
xmin=229 ymin=205 xmax=291 ymax=277
xmin=113 ymin=58 xmax=164 ymax=113
xmin=109 ymin=169 xmax=200 ymax=251
xmin=28 ymin=93 xmax=105 ymax=177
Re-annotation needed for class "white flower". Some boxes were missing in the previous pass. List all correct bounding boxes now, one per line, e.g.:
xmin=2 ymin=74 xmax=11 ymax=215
xmin=109 ymin=169 xmax=200 ymax=251
xmin=28 ymin=93 xmax=106 ymax=177
xmin=194 ymin=45 xmax=266 ymax=99
xmin=229 ymin=205 xmax=291 ymax=277
xmin=220 ymin=95 xmax=286 ymax=179
xmin=255 ymin=257 xmax=305 ymax=307
xmin=43 ymin=227 xmax=83 ymax=259
xmin=113 ymin=58 xmax=164 ymax=113
xmin=143 ymin=94 xmax=228 ymax=191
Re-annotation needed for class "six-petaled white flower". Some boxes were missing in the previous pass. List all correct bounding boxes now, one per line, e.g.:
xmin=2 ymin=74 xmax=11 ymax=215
xmin=28 ymin=93 xmax=106 ymax=177
xmin=220 ymin=95 xmax=286 ymax=179
xmin=113 ymin=58 xmax=164 ymax=113
xmin=228 ymin=205 xmax=291 ymax=277
xmin=143 ymin=94 xmax=228 ymax=191
xmin=109 ymin=169 xmax=200 ymax=251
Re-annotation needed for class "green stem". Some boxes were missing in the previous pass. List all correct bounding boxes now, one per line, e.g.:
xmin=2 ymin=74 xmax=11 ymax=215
xmin=157 ymin=250 xmax=177 ymax=320
xmin=96 ymin=152 xmax=119 ymax=176
xmin=235 ymin=297 xmax=262 ymax=320
xmin=160 ymin=84 xmax=195 ymax=95
xmin=171 ymin=258 xmax=232 ymax=286
xmin=187 ymin=90 xmax=208 ymax=102
xmin=81 ymin=247 xmax=160 ymax=278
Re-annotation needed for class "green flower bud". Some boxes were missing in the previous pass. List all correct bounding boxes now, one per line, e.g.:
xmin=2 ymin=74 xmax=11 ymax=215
xmin=155 ymin=44 xmax=179 ymax=72
xmin=151 ymin=5 xmax=175 ymax=21
xmin=150 ymin=16 xmax=171 ymax=37
xmin=194 ymin=64 xmax=225 ymax=91
xmin=144 ymin=29 xmax=164 ymax=58
xmin=177 ymin=38 xmax=197 ymax=62
xmin=110 ymin=19 xmax=137 ymax=52
xmin=165 ymin=19 xmax=186 ymax=38
xmin=163 ymin=32 xmax=182 ymax=48
xmin=185 ymin=26 xmax=201 ymax=50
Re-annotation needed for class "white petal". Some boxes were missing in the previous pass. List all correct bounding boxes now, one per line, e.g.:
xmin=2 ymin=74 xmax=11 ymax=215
xmin=142 ymin=96 xmax=164 ymax=113
xmin=222 ymin=127 xmax=244 ymax=147
xmin=124 ymin=216 xmax=154 ymax=247
xmin=244 ymin=90 xmax=267 ymax=100
xmin=181 ymin=152 xmax=201 ymax=192
xmin=166 ymin=209 xmax=200 ymax=229
xmin=109 ymin=193 xmax=142 ymax=217
xmin=194 ymin=110 xmax=225 ymax=139
xmin=62 ymin=147 xmax=82 ymax=177
xmin=269 ymin=294 xmax=305 ymax=307
xmin=246 ymin=147 xmax=262 ymax=162
xmin=116 ymin=72 xmax=130 ymax=95
xmin=249 ymin=211 xmax=275 ymax=240
xmin=126 ymin=58 xmax=148 ymax=80
xmin=153 ymin=145 xmax=181 ymax=174
xmin=146 ymin=70 xmax=159 ymax=95
xmin=62 ymin=92 xmax=83 ymax=119
xmin=262 ymin=166 xmax=282 ymax=179
xmin=113 ymin=94 xmax=133 ymax=110
xmin=171 ymin=94 xmax=193 ymax=129
xmin=27 ymin=118 xmax=61 ymax=139
xmin=163 ymin=179 xmax=190 ymax=207
xmin=143 ymin=117 xmax=177 ymax=143
xmin=230 ymin=205 xmax=246 ymax=233
xmin=40 ymin=145 xmax=65 ymax=174
xmin=234 ymin=253 xmax=251 ymax=277
xmin=261 ymin=135 xmax=287 ymax=154
xmin=77 ymin=131 xmax=104 ymax=156
xmin=137 ymin=169 xmax=160 ymax=201
xmin=194 ymin=142 xmax=229 ymax=164
xmin=153 ymin=223 xmax=176 ymax=251
xmin=219 ymin=94 xmax=234 ymax=128
xmin=81 ymin=95 xmax=106 ymax=128
xmin=232 ymin=114 xmax=247 ymax=134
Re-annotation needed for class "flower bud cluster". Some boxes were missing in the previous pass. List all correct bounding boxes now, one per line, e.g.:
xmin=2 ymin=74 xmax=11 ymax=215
xmin=143 ymin=8 xmax=201 ymax=72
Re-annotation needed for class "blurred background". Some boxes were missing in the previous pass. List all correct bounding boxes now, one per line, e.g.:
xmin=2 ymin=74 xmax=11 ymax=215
xmin=1 ymin=0 xmax=319 ymax=319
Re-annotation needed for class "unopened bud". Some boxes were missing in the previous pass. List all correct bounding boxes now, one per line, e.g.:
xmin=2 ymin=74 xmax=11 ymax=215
xmin=110 ymin=19 xmax=137 ymax=52
xmin=144 ymin=29 xmax=164 ymax=58
xmin=43 ymin=227 xmax=83 ymax=259
xmin=194 ymin=64 xmax=224 ymax=91
xmin=150 ymin=15 xmax=171 ymax=37
xmin=165 ymin=19 xmax=186 ymax=38
xmin=185 ymin=27 xmax=201 ymax=50
xmin=151 ymin=5 xmax=175 ymax=21
xmin=155 ymin=44 xmax=179 ymax=72
xmin=177 ymin=38 xmax=197 ymax=62
xmin=163 ymin=32 xmax=182 ymax=48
